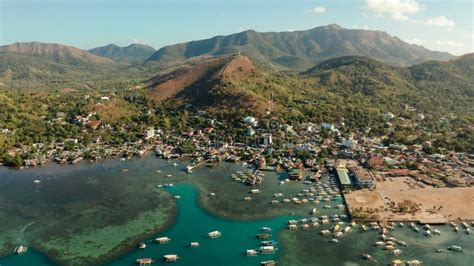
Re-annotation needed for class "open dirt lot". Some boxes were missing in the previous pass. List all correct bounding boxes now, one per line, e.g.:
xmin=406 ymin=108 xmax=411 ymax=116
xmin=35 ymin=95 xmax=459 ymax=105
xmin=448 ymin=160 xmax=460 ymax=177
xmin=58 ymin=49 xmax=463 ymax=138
xmin=345 ymin=176 xmax=474 ymax=223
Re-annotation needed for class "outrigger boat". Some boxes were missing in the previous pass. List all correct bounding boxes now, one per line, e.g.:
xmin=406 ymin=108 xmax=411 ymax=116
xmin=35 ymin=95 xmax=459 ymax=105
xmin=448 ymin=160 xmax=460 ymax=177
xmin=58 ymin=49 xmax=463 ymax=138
xmin=163 ymin=254 xmax=179 ymax=262
xmin=14 ymin=245 xmax=28 ymax=254
xmin=448 ymin=245 xmax=463 ymax=252
xmin=189 ymin=242 xmax=200 ymax=248
xmin=246 ymin=249 xmax=258 ymax=256
xmin=361 ymin=253 xmax=372 ymax=260
xmin=156 ymin=237 xmax=171 ymax=244
xmin=136 ymin=258 xmax=153 ymax=265
xmin=208 ymin=230 xmax=222 ymax=238
xmin=261 ymin=260 xmax=277 ymax=266
xmin=259 ymin=246 xmax=276 ymax=254
xmin=257 ymin=233 xmax=270 ymax=240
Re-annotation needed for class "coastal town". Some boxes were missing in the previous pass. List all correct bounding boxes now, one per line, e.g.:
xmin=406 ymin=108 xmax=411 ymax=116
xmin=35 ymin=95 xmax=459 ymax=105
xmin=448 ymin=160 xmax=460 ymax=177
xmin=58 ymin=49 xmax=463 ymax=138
xmin=2 ymin=98 xmax=473 ymax=225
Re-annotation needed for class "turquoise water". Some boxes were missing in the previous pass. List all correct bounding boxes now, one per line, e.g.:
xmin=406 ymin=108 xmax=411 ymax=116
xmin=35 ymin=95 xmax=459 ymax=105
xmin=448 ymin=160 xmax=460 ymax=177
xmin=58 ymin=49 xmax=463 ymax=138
xmin=109 ymin=183 xmax=292 ymax=266
xmin=0 ymin=157 xmax=472 ymax=265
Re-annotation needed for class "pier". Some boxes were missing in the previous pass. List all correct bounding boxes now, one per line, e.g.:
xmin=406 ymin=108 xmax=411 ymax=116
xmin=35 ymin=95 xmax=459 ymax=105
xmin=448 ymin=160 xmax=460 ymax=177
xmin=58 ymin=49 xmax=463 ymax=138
xmin=186 ymin=159 xmax=211 ymax=172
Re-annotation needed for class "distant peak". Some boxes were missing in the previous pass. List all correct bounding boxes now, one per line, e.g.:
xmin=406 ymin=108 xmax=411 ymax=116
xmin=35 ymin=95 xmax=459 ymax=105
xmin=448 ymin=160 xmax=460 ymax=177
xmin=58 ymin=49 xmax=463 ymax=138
xmin=325 ymin=24 xmax=344 ymax=30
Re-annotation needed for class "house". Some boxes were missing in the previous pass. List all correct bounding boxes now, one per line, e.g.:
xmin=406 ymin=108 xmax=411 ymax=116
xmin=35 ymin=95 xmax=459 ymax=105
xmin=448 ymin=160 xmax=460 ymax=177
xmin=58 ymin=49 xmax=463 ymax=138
xmin=261 ymin=133 xmax=273 ymax=146
xmin=243 ymin=116 xmax=258 ymax=126
xmin=321 ymin=123 xmax=336 ymax=131
xmin=388 ymin=169 xmax=410 ymax=176
xmin=382 ymin=112 xmax=396 ymax=120
xmin=145 ymin=128 xmax=155 ymax=140
xmin=246 ymin=128 xmax=256 ymax=136
xmin=85 ymin=120 xmax=101 ymax=130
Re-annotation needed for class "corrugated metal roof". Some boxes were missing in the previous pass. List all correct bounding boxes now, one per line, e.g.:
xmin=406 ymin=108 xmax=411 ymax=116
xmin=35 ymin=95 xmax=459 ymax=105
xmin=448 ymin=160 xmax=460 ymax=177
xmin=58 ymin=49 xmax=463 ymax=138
xmin=336 ymin=167 xmax=351 ymax=185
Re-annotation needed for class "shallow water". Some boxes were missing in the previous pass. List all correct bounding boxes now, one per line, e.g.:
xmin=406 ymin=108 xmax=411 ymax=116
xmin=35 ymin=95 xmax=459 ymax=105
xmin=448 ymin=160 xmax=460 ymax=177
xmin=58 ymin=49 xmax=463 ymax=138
xmin=110 ymin=183 xmax=293 ymax=265
xmin=0 ymin=156 xmax=472 ymax=265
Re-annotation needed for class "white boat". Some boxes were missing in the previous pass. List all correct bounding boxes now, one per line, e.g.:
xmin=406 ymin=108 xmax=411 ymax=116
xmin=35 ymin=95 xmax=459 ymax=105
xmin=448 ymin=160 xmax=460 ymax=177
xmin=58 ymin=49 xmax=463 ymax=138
xmin=208 ymin=230 xmax=222 ymax=238
xmin=14 ymin=245 xmax=28 ymax=254
xmin=189 ymin=242 xmax=200 ymax=248
xmin=163 ymin=254 xmax=179 ymax=262
xmin=138 ymin=242 xmax=146 ymax=249
xmin=330 ymin=238 xmax=339 ymax=243
xmin=260 ymin=246 xmax=276 ymax=254
xmin=174 ymin=195 xmax=181 ymax=199
xmin=156 ymin=237 xmax=171 ymax=244
xmin=448 ymin=245 xmax=463 ymax=252
xmin=246 ymin=249 xmax=258 ymax=256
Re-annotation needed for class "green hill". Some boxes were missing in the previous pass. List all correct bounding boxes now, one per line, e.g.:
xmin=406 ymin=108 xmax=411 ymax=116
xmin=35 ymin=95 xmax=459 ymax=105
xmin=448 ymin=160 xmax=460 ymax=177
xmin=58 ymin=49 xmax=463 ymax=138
xmin=88 ymin=43 xmax=155 ymax=63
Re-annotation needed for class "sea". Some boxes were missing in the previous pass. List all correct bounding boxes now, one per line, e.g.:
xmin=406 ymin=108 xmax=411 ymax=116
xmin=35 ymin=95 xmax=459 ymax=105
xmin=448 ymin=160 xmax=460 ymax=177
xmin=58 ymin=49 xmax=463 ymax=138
xmin=0 ymin=156 xmax=472 ymax=265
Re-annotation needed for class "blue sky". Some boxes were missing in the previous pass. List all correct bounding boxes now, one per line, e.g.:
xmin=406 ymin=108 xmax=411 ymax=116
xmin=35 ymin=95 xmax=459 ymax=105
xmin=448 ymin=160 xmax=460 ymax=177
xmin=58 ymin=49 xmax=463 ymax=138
xmin=1 ymin=0 xmax=472 ymax=55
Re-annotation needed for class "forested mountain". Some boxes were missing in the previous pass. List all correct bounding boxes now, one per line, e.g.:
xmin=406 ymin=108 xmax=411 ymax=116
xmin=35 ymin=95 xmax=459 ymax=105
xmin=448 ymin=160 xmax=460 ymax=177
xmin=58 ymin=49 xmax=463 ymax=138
xmin=88 ymin=43 xmax=155 ymax=63
xmin=0 ymin=42 xmax=113 ymax=65
xmin=146 ymin=24 xmax=453 ymax=70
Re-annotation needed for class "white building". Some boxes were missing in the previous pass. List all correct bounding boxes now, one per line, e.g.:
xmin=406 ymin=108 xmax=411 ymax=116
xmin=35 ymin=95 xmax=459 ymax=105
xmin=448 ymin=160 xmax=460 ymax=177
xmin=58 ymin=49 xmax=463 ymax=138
xmin=145 ymin=128 xmax=155 ymax=140
xmin=243 ymin=116 xmax=258 ymax=127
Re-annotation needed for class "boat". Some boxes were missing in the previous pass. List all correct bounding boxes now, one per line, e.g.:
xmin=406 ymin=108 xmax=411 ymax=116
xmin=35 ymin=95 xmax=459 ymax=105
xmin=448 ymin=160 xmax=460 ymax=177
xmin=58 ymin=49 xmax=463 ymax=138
xmin=166 ymin=174 xmax=173 ymax=178
xmin=311 ymin=208 xmax=317 ymax=214
xmin=246 ymin=249 xmax=258 ymax=256
xmin=208 ymin=230 xmax=222 ymax=238
xmin=261 ymin=240 xmax=278 ymax=246
xmin=330 ymin=238 xmax=339 ymax=243
xmin=448 ymin=245 xmax=463 ymax=252
xmin=391 ymin=259 xmax=404 ymax=266
xmin=189 ymin=242 xmax=200 ymax=248
xmin=259 ymin=246 xmax=276 ymax=254
xmin=163 ymin=254 xmax=179 ymax=262
xmin=14 ymin=245 xmax=28 ymax=254
xmin=397 ymin=240 xmax=407 ymax=246
xmin=261 ymin=260 xmax=277 ymax=266
xmin=361 ymin=253 xmax=372 ymax=260
xmin=33 ymin=179 xmax=41 ymax=184
xmin=173 ymin=162 xmax=178 ymax=166
xmin=261 ymin=227 xmax=272 ymax=232
xmin=173 ymin=195 xmax=181 ymax=199
xmin=138 ymin=242 xmax=146 ymax=249
xmin=257 ymin=233 xmax=270 ymax=240
xmin=136 ymin=258 xmax=153 ymax=265
xmin=405 ymin=260 xmax=422 ymax=266
xmin=156 ymin=237 xmax=171 ymax=244
xmin=392 ymin=249 xmax=402 ymax=255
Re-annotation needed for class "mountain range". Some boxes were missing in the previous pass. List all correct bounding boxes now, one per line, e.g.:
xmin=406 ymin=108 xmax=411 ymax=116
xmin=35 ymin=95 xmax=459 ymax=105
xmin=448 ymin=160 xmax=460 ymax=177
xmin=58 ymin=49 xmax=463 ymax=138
xmin=146 ymin=24 xmax=453 ymax=69
xmin=88 ymin=43 xmax=155 ymax=63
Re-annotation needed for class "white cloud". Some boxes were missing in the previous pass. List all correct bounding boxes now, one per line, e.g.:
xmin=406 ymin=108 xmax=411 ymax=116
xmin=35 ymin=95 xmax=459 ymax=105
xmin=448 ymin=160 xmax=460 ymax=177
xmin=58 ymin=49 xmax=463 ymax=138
xmin=365 ymin=0 xmax=455 ymax=28
xmin=127 ymin=39 xmax=147 ymax=45
xmin=425 ymin=16 xmax=455 ymax=27
xmin=287 ymin=29 xmax=294 ymax=32
xmin=366 ymin=0 xmax=421 ymax=19
xmin=436 ymin=41 xmax=464 ymax=47
xmin=306 ymin=6 xmax=326 ymax=14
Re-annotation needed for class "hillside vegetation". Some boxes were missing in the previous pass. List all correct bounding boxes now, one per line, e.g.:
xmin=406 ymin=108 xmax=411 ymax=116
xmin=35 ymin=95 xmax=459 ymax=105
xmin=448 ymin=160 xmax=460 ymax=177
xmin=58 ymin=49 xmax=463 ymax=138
xmin=146 ymin=24 xmax=453 ymax=70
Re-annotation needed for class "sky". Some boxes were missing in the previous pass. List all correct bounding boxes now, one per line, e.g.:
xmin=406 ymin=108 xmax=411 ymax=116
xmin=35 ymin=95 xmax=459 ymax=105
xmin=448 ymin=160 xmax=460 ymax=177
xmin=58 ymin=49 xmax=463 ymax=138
xmin=0 ymin=0 xmax=473 ymax=55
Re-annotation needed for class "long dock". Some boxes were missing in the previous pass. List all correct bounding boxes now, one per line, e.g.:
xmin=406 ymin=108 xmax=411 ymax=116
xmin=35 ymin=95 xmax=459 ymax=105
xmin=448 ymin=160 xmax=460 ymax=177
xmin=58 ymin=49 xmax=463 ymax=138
xmin=186 ymin=159 xmax=211 ymax=172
